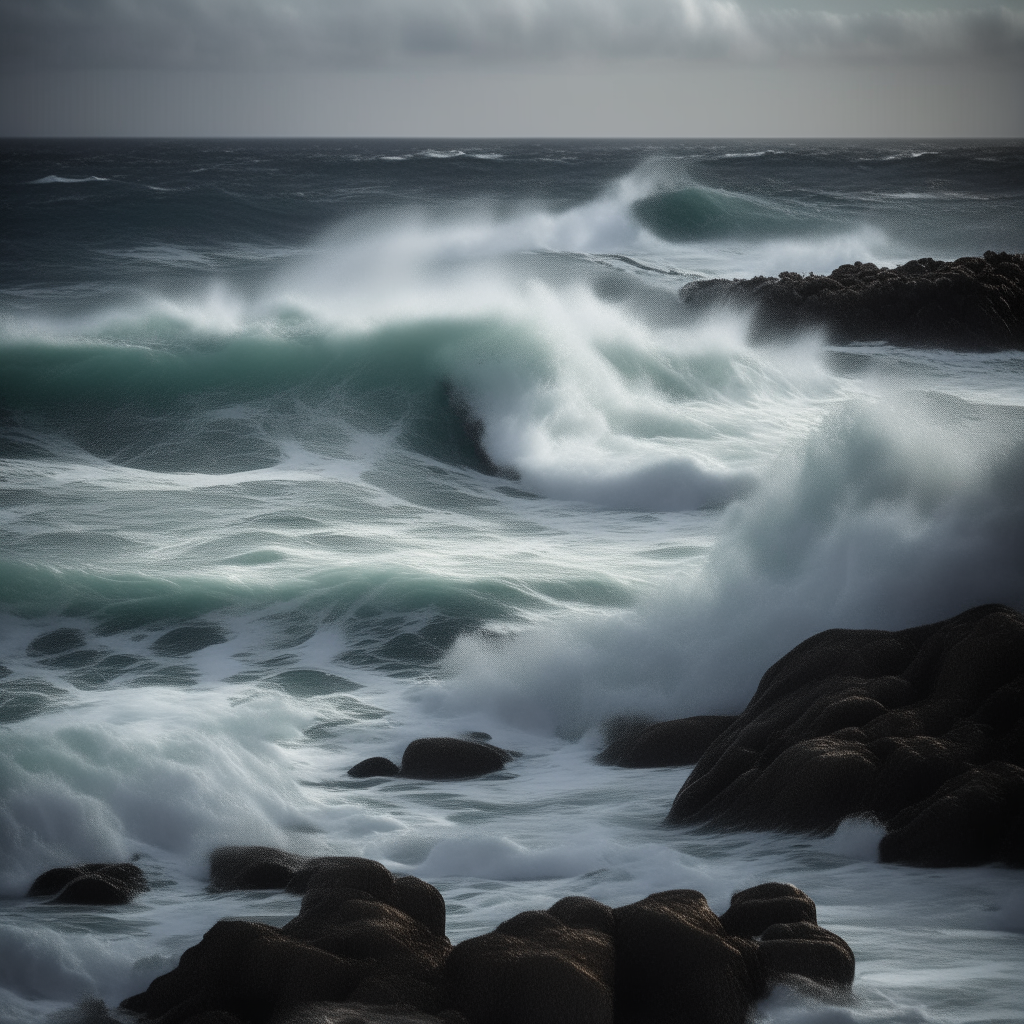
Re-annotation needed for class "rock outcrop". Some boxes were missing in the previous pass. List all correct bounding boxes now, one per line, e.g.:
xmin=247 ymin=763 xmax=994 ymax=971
xmin=27 ymin=862 xmax=149 ymax=904
xmin=597 ymin=716 xmax=737 ymax=768
xmin=123 ymin=849 xmax=852 ymax=1024
xmin=667 ymin=605 xmax=1024 ymax=868
xmin=678 ymin=251 xmax=1024 ymax=349
xmin=348 ymin=738 xmax=515 ymax=781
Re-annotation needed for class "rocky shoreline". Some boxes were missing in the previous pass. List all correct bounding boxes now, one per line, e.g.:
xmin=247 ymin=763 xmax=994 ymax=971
xmin=598 ymin=605 xmax=1023 ymax=869
xmin=22 ymin=604 xmax=1022 ymax=1022
xmin=31 ymin=851 xmax=852 ymax=1024
xmin=678 ymin=251 xmax=1024 ymax=349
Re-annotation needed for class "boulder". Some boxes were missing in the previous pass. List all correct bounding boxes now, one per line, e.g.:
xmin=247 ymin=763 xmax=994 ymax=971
xmin=28 ymin=862 xmax=149 ymax=904
xmin=123 ymin=860 xmax=855 ymax=1024
xmin=122 ymin=919 xmax=362 ymax=1021
xmin=282 ymin=857 xmax=450 ymax=1012
xmin=879 ymin=761 xmax=1024 ymax=867
xmin=598 ymin=715 xmax=738 ymax=768
xmin=678 ymin=251 xmax=1024 ymax=350
xmin=718 ymin=882 xmax=817 ymax=939
xmin=286 ymin=857 xmax=398 ymax=901
xmin=210 ymin=846 xmax=308 ymax=891
xmin=394 ymin=874 xmax=447 ymax=938
xmin=400 ymin=738 xmax=513 ymax=780
xmin=348 ymin=757 xmax=401 ymax=779
xmin=347 ymin=739 xmax=515 ymax=781
xmin=444 ymin=906 xmax=615 ymax=1024
xmin=758 ymin=921 xmax=855 ymax=989
xmin=613 ymin=889 xmax=761 ymax=1024
xmin=667 ymin=605 xmax=1024 ymax=868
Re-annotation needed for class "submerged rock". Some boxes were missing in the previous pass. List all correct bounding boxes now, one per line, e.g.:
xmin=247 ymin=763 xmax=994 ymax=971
xmin=400 ymin=738 xmax=513 ymax=780
xmin=667 ymin=604 xmax=1024 ymax=868
xmin=209 ymin=846 xmax=309 ymax=891
xmin=678 ymin=251 xmax=1024 ymax=349
xmin=28 ymin=862 xmax=149 ymax=905
xmin=348 ymin=756 xmax=401 ymax=779
xmin=597 ymin=715 xmax=737 ymax=768
xmin=347 ymin=738 xmax=515 ymax=780
xmin=124 ymin=856 xmax=852 ymax=1024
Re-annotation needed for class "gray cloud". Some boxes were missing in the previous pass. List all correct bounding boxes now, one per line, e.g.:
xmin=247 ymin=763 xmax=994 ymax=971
xmin=3 ymin=0 xmax=1023 ymax=71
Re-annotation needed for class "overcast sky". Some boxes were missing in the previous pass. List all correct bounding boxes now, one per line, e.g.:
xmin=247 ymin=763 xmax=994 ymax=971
xmin=2 ymin=0 xmax=1022 ymax=137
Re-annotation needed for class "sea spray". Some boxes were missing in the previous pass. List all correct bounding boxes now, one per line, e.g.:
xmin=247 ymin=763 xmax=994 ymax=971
xmin=2 ymin=139 xmax=1023 ymax=1024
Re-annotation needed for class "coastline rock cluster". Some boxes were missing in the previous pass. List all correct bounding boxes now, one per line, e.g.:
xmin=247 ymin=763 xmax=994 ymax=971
xmin=119 ymin=849 xmax=853 ymax=1024
xmin=348 ymin=737 xmax=516 ymax=780
xmin=665 ymin=605 xmax=1024 ymax=867
xmin=26 ymin=862 xmax=149 ymax=904
xmin=678 ymin=251 xmax=1024 ymax=349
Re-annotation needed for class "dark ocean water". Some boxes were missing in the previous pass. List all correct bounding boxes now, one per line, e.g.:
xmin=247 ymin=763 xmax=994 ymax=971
xmin=1 ymin=139 xmax=1023 ymax=1023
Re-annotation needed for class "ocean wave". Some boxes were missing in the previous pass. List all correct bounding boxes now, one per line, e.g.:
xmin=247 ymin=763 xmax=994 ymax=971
xmin=436 ymin=388 xmax=1024 ymax=735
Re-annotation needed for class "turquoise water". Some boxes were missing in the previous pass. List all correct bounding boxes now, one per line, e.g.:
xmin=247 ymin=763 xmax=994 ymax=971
xmin=1 ymin=140 xmax=1023 ymax=1023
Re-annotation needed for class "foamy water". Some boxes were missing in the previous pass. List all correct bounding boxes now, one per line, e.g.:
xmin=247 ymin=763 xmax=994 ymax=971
xmin=1 ymin=139 xmax=1023 ymax=1023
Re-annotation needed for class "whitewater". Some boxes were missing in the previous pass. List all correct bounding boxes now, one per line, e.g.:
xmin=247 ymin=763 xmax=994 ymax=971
xmin=1 ymin=139 xmax=1023 ymax=1023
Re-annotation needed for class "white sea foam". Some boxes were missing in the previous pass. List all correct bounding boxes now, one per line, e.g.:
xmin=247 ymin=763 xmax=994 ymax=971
xmin=3 ymin=155 xmax=1023 ymax=1024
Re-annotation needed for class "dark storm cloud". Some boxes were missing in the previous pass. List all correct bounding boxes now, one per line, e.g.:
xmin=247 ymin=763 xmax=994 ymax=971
xmin=3 ymin=0 xmax=1023 ymax=71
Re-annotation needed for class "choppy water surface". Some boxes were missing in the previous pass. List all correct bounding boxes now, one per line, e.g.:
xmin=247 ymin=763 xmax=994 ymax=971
xmin=2 ymin=139 xmax=1023 ymax=1023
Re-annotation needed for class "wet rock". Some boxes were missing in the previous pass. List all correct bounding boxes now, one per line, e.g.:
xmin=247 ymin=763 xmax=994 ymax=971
xmin=718 ymin=882 xmax=817 ymax=939
xmin=28 ymin=862 xmax=149 ymax=904
xmin=271 ymin=1004 xmax=468 ymax=1023
xmin=393 ymin=874 xmax=447 ymax=938
xmin=121 ymin=919 xmax=362 ymax=1021
xmin=667 ymin=605 xmax=1024 ymax=868
xmin=347 ymin=739 xmax=515 ymax=782
xmin=613 ymin=889 xmax=761 ymax=1024
xmin=879 ymin=761 xmax=1024 ymax=867
xmin=400 ymin=738 xmax=514 ymax=780
xmin=126 ymin=859 xmax=457 ymax=1023
xmin=444 ymin=906 xmax=615 ymax=1024
xmin=209 ymin=846 xmax=309 ymax=891
xmin=286 ymin=857 xmax=398 ymax=901
xmin=282 ymin=893 xmax=449 ymax=1011
xmin=759 ymin=921 xmax=855 ymax=989
xmin=124 ymin=856 xmax=854 ymax=1024
xmin=348 ymin=757 xmax=401 ymax=779
xmin=679 ymin=251 xmax=1024 ymax=350
xmin=597 ymin=715 xmax=738 ymax=767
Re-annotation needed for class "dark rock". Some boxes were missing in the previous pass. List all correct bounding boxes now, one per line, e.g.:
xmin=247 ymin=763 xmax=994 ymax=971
xmin=348 ymin=757 xmax=401 ymax=779
xmin=547 ymin=895 xmax=616 ymax=936
xmin=678 ymin=251 xmax=1024 ymax=350
xmin=209 ymin=846 xmax=308 ymax=891
xmin=444 ymin=906 xmax=615 ymax=1024
xmin=121 ymin=919 xmax=362 ymax=1021
xmin=28 ymin=862 xmax=149 ymax=904
xmin=286 ymin=857 xmax=398 ymax=901
xmin=123 ymin=855 xmax=855 ymax=1024
xmin=597 ymin=715 xmax=738 ymax=767
xmin=667 ymin=605 xmax=1024 ymax=868
xmin=613 ymin=889 xmax=761 ymax=1024
xmin=393 ymin=874 xmax=447 ymax=938
xmin=759 ymin=921 xmax=856 ymax=989
xmin=718 ymin=882 xmax=817 ymax=939
xmin=399 ymin=738 xmax=513 ymax=780
xmin=879 ymin=761 xmax=1024 ymax=867
xmin=27 ymin=628 xmax=87 ymax=657
xmin=282 ymin=895 xmax=449 ymax=1011
xmin=271 ymin=1004 xmax=467 ymax=1023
